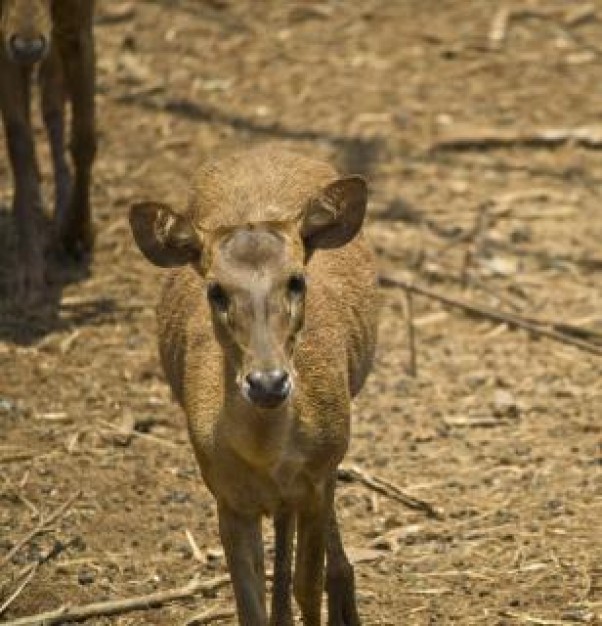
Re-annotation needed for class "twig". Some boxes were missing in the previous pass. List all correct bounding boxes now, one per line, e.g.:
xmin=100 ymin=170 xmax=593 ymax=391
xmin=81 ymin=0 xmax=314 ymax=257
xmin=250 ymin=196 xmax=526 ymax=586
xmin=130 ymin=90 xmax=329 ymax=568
xmin=462 ymin=271 xmax=525 ymax=312
xmin=95 ymin=2 xmax=136 ymax=25
xmin=498 ymin=610 xmax=575 ymax=625
xmin=430 ymin=126 xmax=602 ymax=152
xmin=1 ymin=540 xmax=71 ymax=617
xmin=0 ymin=480 xmax=39 ymax=519
xmin=520 ymin=317 xmax=602 ymax=344
xmin=97 ymin=418 xmax=179 ymax=448
xmin=486 ymin=5 xmax=601 ymax=55
xmin=184 ymin=607 xmax=236 ymax=625
xmin=404 ymin=288 xmax=417 ymax=377
xmin=184 ymin=529 xmax=204 ymax=562
xmin=0 ymin=575 xmax=231 ymax=626
xmin=337 ymin=465 xmax=443 ymax=519
xmin=488 ymin=7 xmax=511 ymax=50
xmin=0 ymin=491 xmax=81 ymax=568
xmin=0 ymin=565 xmax=38 ymax=616
xmin=379 ymin=274 xmax=602 ymax=357
xmin=564 ymin=4 xmax=597 ymax=27
xmin=0 ymin=454 xmax=35 ymax=464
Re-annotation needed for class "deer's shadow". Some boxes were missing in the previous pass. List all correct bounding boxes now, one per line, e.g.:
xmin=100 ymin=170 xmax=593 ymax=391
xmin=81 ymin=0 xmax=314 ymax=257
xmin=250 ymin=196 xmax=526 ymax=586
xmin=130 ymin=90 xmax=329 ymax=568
xmin=0 ymin=207 xmax=115 ymax=346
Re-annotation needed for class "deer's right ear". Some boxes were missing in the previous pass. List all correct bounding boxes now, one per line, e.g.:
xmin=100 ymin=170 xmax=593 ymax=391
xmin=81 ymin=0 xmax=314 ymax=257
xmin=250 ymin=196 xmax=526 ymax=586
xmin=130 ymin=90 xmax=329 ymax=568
xmin=300 ymin=176 xmax=367 ymax=251
xmin=129 ymin=202 xmax=202 ymax=268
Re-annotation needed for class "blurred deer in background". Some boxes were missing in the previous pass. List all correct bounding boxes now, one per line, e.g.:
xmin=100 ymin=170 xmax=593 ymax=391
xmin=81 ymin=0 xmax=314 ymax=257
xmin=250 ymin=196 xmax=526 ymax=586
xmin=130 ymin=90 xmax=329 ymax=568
xmin=0 ymin=0 xmax=96 ymax=298
xmin=130 ymin=146 xmax=379 ymax=625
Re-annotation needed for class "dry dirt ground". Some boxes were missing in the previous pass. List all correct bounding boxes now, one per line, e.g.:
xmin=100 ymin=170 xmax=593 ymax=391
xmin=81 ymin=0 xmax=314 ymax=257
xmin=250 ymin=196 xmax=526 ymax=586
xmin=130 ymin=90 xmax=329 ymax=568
xmin=1 ymin=1 xmax=602 ymax=624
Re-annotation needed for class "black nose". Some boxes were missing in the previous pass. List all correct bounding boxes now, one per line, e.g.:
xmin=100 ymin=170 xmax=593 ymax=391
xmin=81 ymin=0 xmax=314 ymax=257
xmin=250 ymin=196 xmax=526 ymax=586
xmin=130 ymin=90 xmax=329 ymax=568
xmin=8 ymin=34 xmax=48 ymax=63
xmin=245 ymin=369 xmax=291 ymax=408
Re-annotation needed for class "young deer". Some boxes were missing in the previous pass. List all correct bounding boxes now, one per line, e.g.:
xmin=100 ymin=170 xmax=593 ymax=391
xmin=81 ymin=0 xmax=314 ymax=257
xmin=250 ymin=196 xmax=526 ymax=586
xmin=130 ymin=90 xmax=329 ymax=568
xmin=0 ymin=0 xmax=96 ymax=297
xmin=130 ymin=146 xmax=379 ymax=625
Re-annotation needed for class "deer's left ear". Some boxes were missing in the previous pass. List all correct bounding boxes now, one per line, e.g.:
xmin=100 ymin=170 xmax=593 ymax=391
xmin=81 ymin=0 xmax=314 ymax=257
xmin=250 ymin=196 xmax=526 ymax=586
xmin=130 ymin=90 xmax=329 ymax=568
xmin=300 ymin=176 xmax=367 ymax=250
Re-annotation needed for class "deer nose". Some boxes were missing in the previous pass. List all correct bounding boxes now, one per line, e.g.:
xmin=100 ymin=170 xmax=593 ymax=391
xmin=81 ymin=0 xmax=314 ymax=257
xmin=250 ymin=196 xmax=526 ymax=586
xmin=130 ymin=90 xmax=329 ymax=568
xmin=245 ymin=369 xmax=291 ymax=408
xmin=8 ymin=34 xmax=48 ymax=63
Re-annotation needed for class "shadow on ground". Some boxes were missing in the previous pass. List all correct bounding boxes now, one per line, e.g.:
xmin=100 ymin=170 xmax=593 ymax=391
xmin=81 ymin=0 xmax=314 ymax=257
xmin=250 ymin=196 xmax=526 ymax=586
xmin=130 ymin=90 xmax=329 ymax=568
xmin=116 ymin=93 xmax=384 ymax=179
xmin=0 ymin=208 xmax=114 ymax=346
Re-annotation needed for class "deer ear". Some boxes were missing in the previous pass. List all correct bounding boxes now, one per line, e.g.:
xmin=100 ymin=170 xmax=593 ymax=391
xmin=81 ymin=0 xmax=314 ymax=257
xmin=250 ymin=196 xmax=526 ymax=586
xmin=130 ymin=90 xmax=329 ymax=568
xmin=300 ymin=176 xmax=367 ymax=250
xmin=129 ymin=202 xmax=202 ymax=267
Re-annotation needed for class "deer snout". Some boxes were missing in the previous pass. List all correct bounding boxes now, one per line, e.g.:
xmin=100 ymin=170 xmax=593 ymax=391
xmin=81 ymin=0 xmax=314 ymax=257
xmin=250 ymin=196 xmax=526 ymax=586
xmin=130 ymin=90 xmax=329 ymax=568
xmin=7 ymin=34 xmax=48 ymax=63
xmin=243 ymin=368 xmax=292 ymax=409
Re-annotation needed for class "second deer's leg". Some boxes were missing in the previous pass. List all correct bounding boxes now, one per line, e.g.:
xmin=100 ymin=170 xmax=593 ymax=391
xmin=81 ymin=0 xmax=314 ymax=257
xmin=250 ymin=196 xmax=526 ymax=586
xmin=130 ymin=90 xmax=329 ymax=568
xmin=218 ymin=503 xmax=267 ymax=626
xmin=40 ymin=46 xmax=71 ymax=233
xmin=0 ymin=55 xmax=45 ymax=298
xmin=55 ymin=23 xmax=96 ymax=257
xmin=270 ymin=510 xmax=295 ymax=626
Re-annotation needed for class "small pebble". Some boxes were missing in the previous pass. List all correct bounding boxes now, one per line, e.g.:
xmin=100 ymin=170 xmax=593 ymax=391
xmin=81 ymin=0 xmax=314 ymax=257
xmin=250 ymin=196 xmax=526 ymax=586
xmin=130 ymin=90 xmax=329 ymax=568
xmin=78 ymin=569 xmax=95 ymax=585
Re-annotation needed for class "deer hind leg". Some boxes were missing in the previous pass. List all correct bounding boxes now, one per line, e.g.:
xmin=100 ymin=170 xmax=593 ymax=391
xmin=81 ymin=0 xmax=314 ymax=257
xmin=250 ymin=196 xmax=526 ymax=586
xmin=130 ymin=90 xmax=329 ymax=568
xmin=0 ymin=54 xmax=46 ymax=299
xmin=40 ymin=46 xmax=71 ymax=238
xmin=270 ymin=510 xmax=295 ymax=626
xmin=326 ymin=506 xmax=361 ymax=626
xmin=218 ymin=502 xmax=267 ymax=626
xmin=55 ymin=21 xmax=96 ymax=258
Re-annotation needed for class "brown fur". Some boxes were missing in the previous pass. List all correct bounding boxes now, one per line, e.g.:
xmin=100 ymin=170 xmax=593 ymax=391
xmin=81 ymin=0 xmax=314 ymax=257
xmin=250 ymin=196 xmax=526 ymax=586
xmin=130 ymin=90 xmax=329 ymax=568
xmin=130 ymin=146 xmax=379 ymax=625
xmin=0 ymin=0 xmax=96 ymax=298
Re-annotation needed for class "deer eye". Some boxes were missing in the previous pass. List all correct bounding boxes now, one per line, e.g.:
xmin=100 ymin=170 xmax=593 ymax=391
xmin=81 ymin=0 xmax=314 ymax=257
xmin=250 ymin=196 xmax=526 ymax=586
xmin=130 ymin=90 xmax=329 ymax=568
xmin=207 ymin=282 xmax=229 ymax=311
xmin=287 ymin=273 xmax=306 ymax=296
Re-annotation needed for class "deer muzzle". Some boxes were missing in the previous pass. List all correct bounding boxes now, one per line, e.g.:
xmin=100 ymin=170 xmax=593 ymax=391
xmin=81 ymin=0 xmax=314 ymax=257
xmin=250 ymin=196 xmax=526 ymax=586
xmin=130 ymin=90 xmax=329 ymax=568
xmin=242 ymin=368 xmax=292 ymax=409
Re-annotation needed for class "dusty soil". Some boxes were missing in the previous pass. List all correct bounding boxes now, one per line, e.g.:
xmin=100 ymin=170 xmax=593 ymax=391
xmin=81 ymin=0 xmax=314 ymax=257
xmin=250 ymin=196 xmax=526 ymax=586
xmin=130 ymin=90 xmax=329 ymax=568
xmin=1 ymin=1 xmax=602 ymax=624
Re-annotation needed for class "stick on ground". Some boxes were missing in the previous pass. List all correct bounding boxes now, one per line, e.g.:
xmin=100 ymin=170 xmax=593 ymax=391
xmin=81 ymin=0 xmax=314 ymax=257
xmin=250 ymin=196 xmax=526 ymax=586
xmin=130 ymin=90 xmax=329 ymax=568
xmin=0 ymin=491 xmax=81 ymax=569
xmin=337 ymin=465 xmax=444 ymax=519
xmin=430 ymin=126 xmax=602 ymax=152
xmin=488 ymin=7 xmax=511 ymax=50
xmin=404 ymin=288 xmax=417 ymax=377
xmin=0 ymin=565 xmax=38 ymax=617
xmin=498 ymin=609 xmax=575 ymax=625
xmin=0 ymin=575 xmax=231 ymax=626
xmin=184 ymin=607 xmax=236 ymax=625
xmin=379 ymin=275 xmax=602 ymax=357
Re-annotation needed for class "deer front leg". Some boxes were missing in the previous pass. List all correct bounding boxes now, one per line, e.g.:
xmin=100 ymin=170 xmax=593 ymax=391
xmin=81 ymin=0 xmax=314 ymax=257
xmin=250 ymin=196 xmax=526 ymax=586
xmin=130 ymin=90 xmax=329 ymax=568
xmin=270 ymin=510 xmax=295 ymax=626
xmin=55 ymin=26 xmax=96 ymax=258
xmin=40 ymin=46 xmax=71 ymax=234
xmin=294 ymin=480 xmax=334 ymax=626
xmin=0 ymin=55 xmax=45 ymax=298
xmin=326 ymin=507 xmax=361 ymax=626
xmin=218 ymin=502 xmax=267 ymax=626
